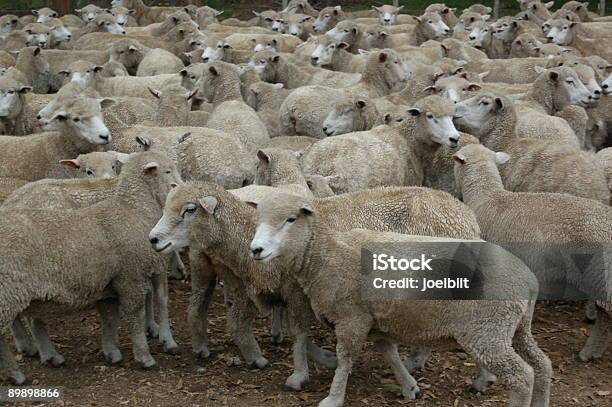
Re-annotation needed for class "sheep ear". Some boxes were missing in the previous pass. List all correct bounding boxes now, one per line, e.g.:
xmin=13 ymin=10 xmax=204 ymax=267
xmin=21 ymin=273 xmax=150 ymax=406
xmin=414 ymin=16 xmax=422 ymax=23
xmin=534 ymin=66 xmax=546 ymax=74
xmin=148 ymin=87 xmax=161 ymax=98
xmin=98 ymin=98 xmax=115 ymax=109
xmin=93 ymin=65 xmax=104 ymax=72
xmin=378 ymin=52 xmax=388 ymax=63
xmin=272 ymin=55 xmax=280 ymax=62
xmin=33 ymin=47 xmax=41 ymax=56
xmin=358 ymin=49 xmax=371 ymax=55
xmin=452 ymin=153 xmax=466 ymax=164
xmin=273 ymin=83 xmax=284 ymax=89
xmin=129 ymin=45 xmax=138 ymax=52
xmin=75 ymin=9 xmax=81 ymax=13
xmin=397 ymin=5 xmax=404 ymax=11
xmin=128 ymin=9 xmax=135 ymax=15
xmin=300 ymin=203 xmax=315 ymax=216
xmin=467 ymin=83 xmax=481 ymax=91
xmin=112 ymin=151 xmax=131 ymax=164
xmin=135 ymin=135 xmax=152 ymax=148
xmin=544 ymin=1 xmax=554 ymax=9
xmin=423 ymin=85 xmax=437 ymax=93
xmin=208 ymin=65 xmax=218 ymax=76
xmin=495 ymin=151 xmax=511 ymax=164
xmin=337 ymin=41 xmax=349 ymax=49
xmin=142 ymin=161 xmax=159 ymax=174
xmin=372 ymin=6 xmax=380 ymax=11
xmin=293 ymin=150 xmax=303 ymax=159
xmin=32 ymin=10 xmax=39 ymax=15
xmin=179 ymin=69 xmax=188 ymax=77
xmin=533 ymin=46 xmax=541 ymax=53
xmin=177 ymin=132 xmax=191 ymax=143
xmin=569 ymin=22 xmax=579 ymax=28
xmin=494 ymin=97 xmax=505 ymax=109
xmin=244 ymin=201 xmax=258 ymax=209
xmin=547 ymin=70 xmax=559 ymax=81
xmin=18 ymin=85 xmax=32 ymax=94
xmin=482 ymin=14 xmax=490 ymax=21
xmin=478 ymin=71 xmax=490 ymax=80
xmin=59 ymin=159 xmax=80 ymax=169
xmin=223 ymin=43 xmax=232 ymax=49
xmin=355 ymin=99 xmax=366 ymax=109
xmin=51 ymin=111 xmax=67 ymax=122
xmin=198 ymin=196 xmax=218 ymax=214
xmin=302 ymin=16 xmax=312 ymax=22
xmin=252 ymin=11 xmax=261 ymax=17
xmin=407 ymin=108 xmax=421 ymax=116
xmin=256 ymin=149 xmax=270 ymax=163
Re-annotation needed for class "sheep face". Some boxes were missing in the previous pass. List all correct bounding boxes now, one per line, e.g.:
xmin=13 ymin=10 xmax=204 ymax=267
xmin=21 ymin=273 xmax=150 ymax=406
xmin=603 ymin=73 xmax=611 ymax=95
xmin=467 ymin=21 xmax=491 ymax=49
xmin=110 ymin=7 xmax=133 ymax=26
xmin=325 ymin=21 xmax=359 ymax=44
xmin=511 ymin=33 xmax=542 ymax=57
xmin=545 ymin=20 xmax=577 ymax=45
xmin=253 ymin=39 xmax=277 ymax=52
xmin=453 ymin=93 xmax=504 ymax=133
xmin=310 ymin=39 xmax=346 ymax=66
xmin=378 ymin=50 xmax=411 ymax=88
xmin=0 ymin=15 xmax=19 ymax=33
xmin=454 ymin=12 xmax=485 ymax=33
xmin=60 ymin=151 xmax=129 ymax=179
xmin=572 ymin=63 xmax=603 ymax=101
xmin=49 ymin=23 xmax=72 ymax=44
xmin=286 ymin=14 xmax=311 ymax=37
xmin=109 ymin=40 xmax=145 ymax=73
xmin=465 ymin=4 xmax=492 ymax=15
xmin=0 ymin=83 xmax=31 ymax=119
xmin=195 ymin=7 xmax=222 ymax=28
xmin=50 ymin=98 xmax=114 ymax=145
xmin=202 ymin=41 xmax=229 ymax=63
xmin=24 ymin=24 xmax=50 ymax=48
xmin=561 ymin=1 xmax=591 ymax=21
xmin=322 ymin=99 xmax=368 ymax=136
xmin=425 ymin=76 xmax=481 ymax=104
xmin=149 ymin=186 xmax=214 ymax=254
xmin=92 ymin=14 xmax=126 ymax=35
xmin=525 ymin=1 xmax=553 ymax=20
xmin=110 ymin=0 xmax=125 ymax=7
xmin=313 ymin=6 xmax=341 ymax=33
xmin=536 ymin=66 xmax=593 ymax=107
xmin=253 ymin=11 xmax=278 ymax=30
xmin=250 ymin=194 xmax=314 ymax=262
xmin=492 ymin=18 xmax=519 ymax=42
xmin=453 ymin=144 xmax=511 ymax=196
xmin=76 ymin=4 xmax=103 ymax=23
xmin=408 ymin=96 xmax=460 ymax=147
xmin=34 ymin=8 xmax=58 ymax=24
xmin=59 ymin=61 xmax=102 ymax=88
xmin=271 ymin=17 xmax=286 ymax=33
xmin=249 ymin=53 xmax=276 ymax=79
xmin=416 ymin=13 xmax=451 ymax=40
xmin=373 ymin=5 xmax=403 ymax=26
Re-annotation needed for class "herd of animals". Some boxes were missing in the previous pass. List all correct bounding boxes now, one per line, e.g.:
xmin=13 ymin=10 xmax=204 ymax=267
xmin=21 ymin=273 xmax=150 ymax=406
xmin=0 ymin=0 xmax=611 ymax=406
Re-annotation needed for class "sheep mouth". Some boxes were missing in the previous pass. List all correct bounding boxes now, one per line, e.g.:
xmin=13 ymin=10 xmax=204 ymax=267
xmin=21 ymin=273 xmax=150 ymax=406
xmin=252 ymin=252 xmax=272 ymax=261
xmin=154 ymin=242 xmax=172 ymax=253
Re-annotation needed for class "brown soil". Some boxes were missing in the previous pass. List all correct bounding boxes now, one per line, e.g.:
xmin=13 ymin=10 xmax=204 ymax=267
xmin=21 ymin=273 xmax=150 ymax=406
xmin=6 ymin=281 xmax=612 ymax=407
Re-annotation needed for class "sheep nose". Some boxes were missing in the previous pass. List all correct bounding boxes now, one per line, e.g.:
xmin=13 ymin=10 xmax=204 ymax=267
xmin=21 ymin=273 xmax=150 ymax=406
xmin=170 ymin=182 xmax=178 ymax=188
xmin=149 ymin=236 xmax=159 ymax=245
xmin=603 ymin=84 xmax=609 ymax=89
xmin=202 ymin=57 xmax=209 ymax=62
xmin=547 ymin=36 xmax=553 ymax=41
xmin=311 ymin=56 xmax=318 ymax=63
xmin=384 ymin=18 xmax=390 ymax=22
xmin=99 ymin=134 xmax=109 ymax=141
xmin=594 ymin=89 xmax=601 ymax=95
xmin=36 ymin=114 xmax=41 ymax=120
xmin=251 ymin=247 xmax=263 ymax=256
xmin=444 ymin=28 xmax=451 ymax=34
xmin=449 ymin=136 xmax=459 ymax=146
xmin=469 ymin=35 xmax=476 ymax=40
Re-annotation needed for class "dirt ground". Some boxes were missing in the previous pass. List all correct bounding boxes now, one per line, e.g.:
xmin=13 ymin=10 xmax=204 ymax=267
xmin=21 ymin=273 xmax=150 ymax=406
xmin=6 ymin=280 xmax=612 ymax=407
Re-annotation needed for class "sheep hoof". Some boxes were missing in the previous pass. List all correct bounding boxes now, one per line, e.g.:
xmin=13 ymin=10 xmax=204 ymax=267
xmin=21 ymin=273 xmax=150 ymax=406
xmin=10 ymin=371 xmax=29 ymax=386
xmin=140 ymin=359 xmax=158 ymax=370
xmin=268 ymin=334 xmax=284 ymax=345
xmin=583 ymin=316 xmax=596 ymax=325
xmin=577 ymin=349 xmax=601 ymax=363
xmin=317 ymin=395 xmax=343 ymax=407
xmin=16 ymin=344 xmax=38 ymax=358
xmin=402 ymin=357 xmax=425 ymax=373
xmin=403 ymin=385 xmax=421 ymax=400
xmin=104 ymin=350 xmax=123 ymax=365
xmin=284 ymin=372 xmax=309 ymax=391
xmin=193 ymin=347 xmax=211 ymax=359
xmin=249 ymin=356 xmax=269 ymax=369
xmin=162 ymin=342 xmax=180 ymax=355
xmin=42 ymin=353 xmax=65 ymax=368
xmin=146 ymin=323 xmax=160 ymax=339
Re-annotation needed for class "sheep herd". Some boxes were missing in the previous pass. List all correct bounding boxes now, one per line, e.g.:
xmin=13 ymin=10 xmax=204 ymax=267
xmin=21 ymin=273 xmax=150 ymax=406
xmin=0 ymin=0 xmax=611 ymax=405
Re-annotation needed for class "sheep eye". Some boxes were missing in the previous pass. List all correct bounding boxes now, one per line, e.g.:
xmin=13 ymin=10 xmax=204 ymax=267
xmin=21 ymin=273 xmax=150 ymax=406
xmin=426 ymin=113 xmax=434 ymax=119
xmin=343 ymin=29 xmax=349 ymax=32
xmin=73 ymin=117 xmax=80 ymax=122
xmin=428 ymin=20 xmax=433 ymax=24
xmin=165 ymin=170 xmax=171 ymax=174
xmin=7 ymin=90 xmax=14 ymax=94
xmin=480 ymin=101 xmax=489 ymax=106
xmin=86 ymin=169 xmax=94 ymax=175
xmin=286 ymin=217 xmax=297 ymax=223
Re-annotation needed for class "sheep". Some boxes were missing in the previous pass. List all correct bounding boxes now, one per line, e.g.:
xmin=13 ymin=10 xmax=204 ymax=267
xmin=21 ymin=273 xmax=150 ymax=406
xmin=0 ymin=96 xmax=113 ymax=189
xmin=425 ymin=3 xmax=459 ymax=27
xmin=312 ymin=6 xmax=345 ymax=33
xmin=282 ymin=13 xmax=314 ymax=41
xmin=42 ymin=18 xmax=72 ymax=49
xmin=453 ymin=11 xmax=489 ymax=36
xmin=20 ymin=22 xmax=51 ymax=48
xmin=110 ymin=6 xmax=138 ymax=27
xmin=199 ymin=40 xmax=257 ymax=64
xmin=75 ymin=4 xmax=105 ymax=23
xmin=561 ymin=1 xmax=594 ymax=22
xmin=300 ymin=95 xmax=460 ymax=194
xmin=246 ymin=81 xmax=290 ymax=138
xmin=545 ymin=20 xmax=612 ymax=61
xmin=586 ymin=94 xmax=612 ymax=150
xmin=136 ymin=48 xmax=184 ymax=76
xmin=412 ymin=12 xmax=452 ymax=45
xmin=195 ymin=6 xmax=223 ymax=28
xmin=467 ymin=20 xmax=506 ymax=59
xmin=0 ymin=76 xmax=35 ymax=135
xmin=59 ymin=151 xmax=130 ymax=179
xmin=309 ymin=37 xmax=366 ymax=73
xmin=0 ymin=15 xmax=20 ymax=34
xmin=149 ymin=181 xmax=482 ymax=390
xmin=100 ymin=60 xmax=129 ymax=77
xmin=248 ymin=193 xmax=550 ymax=407
xmin=199 ymin=62 xmax=270 ymax=152
xmin=40 ymin=49 xmax=109 ymax=75
xmin=13 ymin=46 xmax=52 ymax=94
xmin=109 ymin=127 xmax=256 ymax=189
xmin=510 ymin=32 xmax=544 ymax=57
xmin=304 ymin=174 xmax=336 ymax=197
xmin=59 ymin=14 xmax=85 ymax=28
xmin=108 ymin=38 xmax=149 ymax=75
xmin=321 ymin=97 xmax=382 ymax=136
xmin=223 ymin=33 xmax=303 ymax=53
xmin=597 ymin=147 xmax=612 ymax=193
xmin=283 ymin=0 xmax=319 ymax=17
xmin=278 ymin=49 xmax=409 ymax=139
xmin=453 ymin=93 xmax=610 ymax=204
xmin=110 ymin=0 xmax=183 ymax=26
xmin=371 ymin=5 xmax=413 ymax=25
xmin=423 ymin=75 xmax=482 ymax=103
xmin=453 ymin=142 xmax=612 ymax=362
xmin=324 ymin=20 xmax=365 ymax=52
xmin=0 ymin=150 xmax=182 ymax=384
xmin=146 ymin=83 xmax=199 ymax=127
xmin=70 ymin=13 xmax=127 ymax=40
xmin=464 ymin=4 xmax=493 ymax=15
xmin=92 ymin=71 xmax=182 ymax=98
xmin=125 ymin=10 xmax=191 ymax=37
xmin=255 ymin=147 xmax=311 ymax=197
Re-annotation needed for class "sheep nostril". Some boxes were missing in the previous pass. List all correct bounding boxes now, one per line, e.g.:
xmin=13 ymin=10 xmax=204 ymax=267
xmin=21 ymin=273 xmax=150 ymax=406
xmin=99 ymin=134 xmax=109 ymax=141
xmin=149 ymin=237 xmax=159 ymax=245
xmin=594 ymin=90 xmax=601 ymax=95
xmin=36 ymin=115 xmax=42 ymax=120
xmin=251 ymin=247 xmax=263 ymax=256
xmin=469 ymin=36 xmax=475 ymax=40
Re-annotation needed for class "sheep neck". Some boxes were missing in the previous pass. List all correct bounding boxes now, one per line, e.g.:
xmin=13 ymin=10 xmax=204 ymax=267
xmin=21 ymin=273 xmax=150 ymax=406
xmin=459 ymin=158 xmax=505 ymax=210
xmin=211 ymin=72 xmax=242 ymax=105
xmin=522 ymin=75 xmax=557 ymax=114
xmin=58 ymin=127 xmax=99 ymax=156
xmin=157 ymin=102 xmax=189 ymax=126
xmin=113 ymin=170 xmax=163 ymax=219
xmin=269 ymin=160 xmax=308 ymax=190
xmin=359 ymin=59 xmax=393 ymax=97
xmin=399 ymin=117 xmax=442 ymax=180
xmin=330 ymin=49 xmax=354 ymax=72
xmin=477 ymin=107 xmax=519 ymax=152
xmin=278 ymin=59 xmax=308 ymax=88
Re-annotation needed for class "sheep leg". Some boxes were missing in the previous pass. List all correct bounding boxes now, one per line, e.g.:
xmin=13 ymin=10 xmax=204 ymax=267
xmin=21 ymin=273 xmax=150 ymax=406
xmin=169 ymin=251 xmax=186 ymax=280
xmin=457 ymin=336 xmax=534 ymax=407
xmin=579 ymin=305 xmax=611 ymax=362
xmin=96 ymin=299 xmax=123 ymax=365
xmin=188 ymin=255 xmax=217 ymax=359
xmin=584 ymin=301 xmax=598 ymax=323
xmin=152 ymin=272 xmax=179 ymax=354
xmin=145 ymin=286 xmax=159 ymax=339
xmin=30 ymin=318 xmax=65 ymax=367
xmin=0 ymin=337 xmax=27 ymax=385
xmin=512 ymin=324 xmax=552 ymax=407
xmin=318 ymin=317 xmax=372 ymax=407
xmin=402 ymin=347 xmax=431 ymax=372
xmin=11 ymin=317 xmax=37 ymax=357
xmin=269 ymin=306 xmax=285 ymax=345
xmin=470 ymin=365 xmax=498 ymax=393
xmin=374 ymin=340 xmax=420 ymax=399
xmin=223 ymin=271 xmax=269 ymax=369
xmin=306 ymin=341 xmax=337 ymax=369
xmin=285 ymin=330 xmax=310 ymax=391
